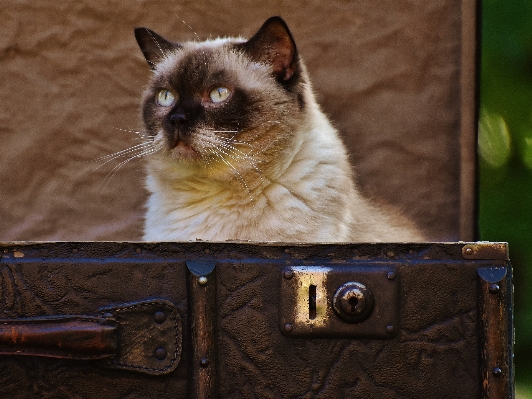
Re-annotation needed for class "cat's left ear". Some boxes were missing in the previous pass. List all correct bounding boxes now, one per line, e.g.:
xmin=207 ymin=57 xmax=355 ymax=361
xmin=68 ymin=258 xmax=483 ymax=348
xmin=238 ymin=17 xmax=298 ymax=82
xmin=134 ymin=27 xmax=181 ymax=69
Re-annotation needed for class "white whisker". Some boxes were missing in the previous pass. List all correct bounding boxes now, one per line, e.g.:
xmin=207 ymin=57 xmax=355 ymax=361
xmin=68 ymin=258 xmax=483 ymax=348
xmin=175 ymin=13 xmax=202 ymax=43
xmin=207 ymin=131 xmax=254 ymax=148
xmin=207 ymin=147 xmax=255 ymax=206
xmin=90 ymin=142 xmax=156 ymax=173
xmin=112 ymin=126 xmax=152 ymax=139
xmin=98 ymin=144 xmax=163 ymax=189
xmin=204 ymin=136 xmax=266 ymax=184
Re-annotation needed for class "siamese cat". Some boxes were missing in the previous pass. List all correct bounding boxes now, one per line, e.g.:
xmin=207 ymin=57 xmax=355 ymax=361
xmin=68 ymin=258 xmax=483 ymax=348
xmin=134 ymin=16 xmax=422 ymax=242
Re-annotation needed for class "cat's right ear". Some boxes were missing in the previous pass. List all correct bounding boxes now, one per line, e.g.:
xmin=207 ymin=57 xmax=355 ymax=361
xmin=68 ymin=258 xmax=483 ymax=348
xmin=134 ymin=28 xmax=181 ymax=69
xmin=237 ymin=17 xmax=298 ymax=83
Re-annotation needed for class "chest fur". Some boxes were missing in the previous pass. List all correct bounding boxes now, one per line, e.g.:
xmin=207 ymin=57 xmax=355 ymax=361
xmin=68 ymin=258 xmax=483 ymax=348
xmin=143 ymin=137 xmax=354 ymax=242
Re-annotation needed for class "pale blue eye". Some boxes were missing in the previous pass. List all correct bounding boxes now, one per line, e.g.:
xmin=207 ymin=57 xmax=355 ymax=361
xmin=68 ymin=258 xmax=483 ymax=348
xmin=156 ymin=89 xmax=177 ymax=107
xmin=209 ymin=87 xmax=231 ymax=103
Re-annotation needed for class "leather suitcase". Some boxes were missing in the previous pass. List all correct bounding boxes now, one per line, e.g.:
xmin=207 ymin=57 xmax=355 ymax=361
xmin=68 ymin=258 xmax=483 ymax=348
xmin=0 ymin=241 xmax=513 ymax=398
xmin=0 ymin=1 xmax=507 ymax=398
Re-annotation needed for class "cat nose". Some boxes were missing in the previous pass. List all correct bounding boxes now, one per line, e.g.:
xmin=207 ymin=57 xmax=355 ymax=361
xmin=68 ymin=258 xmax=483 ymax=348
xmin=170 ymin=111 xmax=188 ymax=126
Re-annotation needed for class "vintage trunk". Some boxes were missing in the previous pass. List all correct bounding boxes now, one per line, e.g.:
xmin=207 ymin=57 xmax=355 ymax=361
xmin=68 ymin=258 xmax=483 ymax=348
xmin=0 ymin=242 xmax=513 ymax=398
xmin=0 ymin=1 xmax=513 ymax=398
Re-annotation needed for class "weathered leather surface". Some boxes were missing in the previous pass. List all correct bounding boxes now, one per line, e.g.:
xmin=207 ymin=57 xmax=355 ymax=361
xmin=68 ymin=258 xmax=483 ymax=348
xmin=216 ymin=247 xmax=480 ymax=399
xmin=0 ymin=242 xmax=509 ymax=398
xmin=0 ymin=299 xmax=181 ymax=374
xmin=98 ymin=299 xmax=182 ymax=375
xmin=0 ymin=242 xmax=190 ymax=398
xmin=0 ymin=0 xmax=472 ymax=242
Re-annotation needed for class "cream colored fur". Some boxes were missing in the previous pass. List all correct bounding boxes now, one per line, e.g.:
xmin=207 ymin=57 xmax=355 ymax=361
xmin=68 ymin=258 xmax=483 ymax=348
xmin=142 ymin=38 xmax=422 ymax=242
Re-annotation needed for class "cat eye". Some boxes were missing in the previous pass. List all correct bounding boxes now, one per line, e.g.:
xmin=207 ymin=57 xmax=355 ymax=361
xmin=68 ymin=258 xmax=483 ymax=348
xmin=156 ymin=89 xmax=177 ymax=107
xmin=209 ymin=87 xmax=231 ymax=103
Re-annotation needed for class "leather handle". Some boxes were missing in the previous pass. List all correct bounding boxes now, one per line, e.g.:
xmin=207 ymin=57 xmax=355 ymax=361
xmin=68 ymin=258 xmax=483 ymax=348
xmin=0 ymin=299 xmax=182 ymax=375
xmin=0 ymin=316 xmax=117 ymax=360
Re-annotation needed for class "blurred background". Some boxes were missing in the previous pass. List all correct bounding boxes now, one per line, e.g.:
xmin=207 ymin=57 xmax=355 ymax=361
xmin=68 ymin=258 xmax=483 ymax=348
xmin=479 ymin=0 xmax=532 ymax=396
xmin=0 ymin=1 xmax=472 ymax=242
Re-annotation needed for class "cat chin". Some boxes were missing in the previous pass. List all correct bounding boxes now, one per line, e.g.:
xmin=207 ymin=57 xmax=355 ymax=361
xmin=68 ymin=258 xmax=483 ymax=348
xmin=168 ymin=142 xmax=201 ymax=161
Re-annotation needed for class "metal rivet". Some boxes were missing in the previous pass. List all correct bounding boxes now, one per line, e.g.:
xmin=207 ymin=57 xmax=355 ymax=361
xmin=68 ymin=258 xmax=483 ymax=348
xmin=492 ymin=366 xmax=502 ymax=376
xmin=135 ymin=248 xmax=141 ymax=254
xmin=283 ymin=270 xmax=294 ymax=280
xmin=198 ymin=276 xmax=208 ymax=286
xmin=3 ymin=249 xmax=8 ymax=254
xmin=154 ymin=348 xmax=167 ymax=360
xmin=204 ymin=249 xmax=210 ymax=254
xmin=72 ymin=249 xmax=78 ymax=254
xmin=200 ymin=358 xmax=210 ymax=367
xmin=386 ymin=325 xmax=396 ymax=334
xmin=465 ymin=247 xmax=473 ymax=255
xmin=284 ymin=248 xmax=290 ymax=254
xmin=387 ymin=271 xmax=396 ymax=280
xmin=102 ymin=312 xmax=114 ymax=319
xmin=488 ymin=283 xmax=500 ymax=294
xmin=284 ymin=323 xmax=293 ymax=333
xmin=153 ymin=311 xmax=167 ymax=324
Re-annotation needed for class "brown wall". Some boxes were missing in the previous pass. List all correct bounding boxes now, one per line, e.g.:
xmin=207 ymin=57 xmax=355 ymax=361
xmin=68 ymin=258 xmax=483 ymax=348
xmin=0 ymin=0 xmax=474 ymax=241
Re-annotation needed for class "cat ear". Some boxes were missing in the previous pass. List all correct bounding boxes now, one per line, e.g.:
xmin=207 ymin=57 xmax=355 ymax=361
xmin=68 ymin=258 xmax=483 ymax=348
xmin=238 ymin=16 xmax=298 ymax=82
xmin=134 ymin=27 xmax=181 ymax=69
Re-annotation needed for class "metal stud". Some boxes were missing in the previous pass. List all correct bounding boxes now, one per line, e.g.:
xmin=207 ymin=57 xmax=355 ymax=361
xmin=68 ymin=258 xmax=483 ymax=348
xmin=198 ymin=276 xmax=208 ymax=286
xmin=154 ymin=348 xmax=167 ymax=360
xmin=488 ymin=283 xmax=500 ymax=294
xmin=153 ymin=310 xmax=167 ymax=324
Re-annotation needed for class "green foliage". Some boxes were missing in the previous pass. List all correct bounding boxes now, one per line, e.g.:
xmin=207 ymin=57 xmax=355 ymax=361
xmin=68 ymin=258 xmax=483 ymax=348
xmin=478 ymin=109 xmax=512 ymax=168
xmin=480 ymin=0 xmax=532 ymax=389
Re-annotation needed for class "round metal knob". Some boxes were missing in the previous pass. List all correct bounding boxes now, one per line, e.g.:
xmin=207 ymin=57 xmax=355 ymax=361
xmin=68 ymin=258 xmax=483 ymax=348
xmin=332 ymin=282 xmax=374 ymax=323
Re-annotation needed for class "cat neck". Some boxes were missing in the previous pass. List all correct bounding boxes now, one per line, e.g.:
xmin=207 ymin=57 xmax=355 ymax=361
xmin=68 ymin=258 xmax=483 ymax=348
xmin=143 ymin=105 xmax=357 ymax=242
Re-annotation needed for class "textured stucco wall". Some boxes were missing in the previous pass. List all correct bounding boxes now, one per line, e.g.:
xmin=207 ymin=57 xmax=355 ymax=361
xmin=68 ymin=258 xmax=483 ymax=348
xmin=0 ymin=0 xmax=468 ymax=241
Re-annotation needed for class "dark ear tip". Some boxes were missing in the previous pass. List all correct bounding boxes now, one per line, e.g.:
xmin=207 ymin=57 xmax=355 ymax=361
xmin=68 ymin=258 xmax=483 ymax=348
xmin=258 ymin=17 xmax=295 ymax=46
xmin=262 ymin=16 xmax=290 ymax=30
xmin=134 ymin=27 xmax=145 ymax=43
xmin=265 ymin=16 xmax=286 ymax=23
xmin=134 ymin=27 xmax=149 ymax=38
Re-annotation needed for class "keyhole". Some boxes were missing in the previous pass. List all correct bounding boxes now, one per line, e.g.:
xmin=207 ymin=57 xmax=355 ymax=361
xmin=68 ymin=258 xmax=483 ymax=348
xmin=349 ymin=296 xmax=358 ymax=314
xmin=332 ymin=282 xmax=374 ymax=323
xmin=309 ymin=285 xmax=317 ymax=320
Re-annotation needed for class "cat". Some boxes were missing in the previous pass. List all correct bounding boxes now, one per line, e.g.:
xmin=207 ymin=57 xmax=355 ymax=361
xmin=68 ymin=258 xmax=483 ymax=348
xmin=133 ymin=16 xmax=423 ymax=242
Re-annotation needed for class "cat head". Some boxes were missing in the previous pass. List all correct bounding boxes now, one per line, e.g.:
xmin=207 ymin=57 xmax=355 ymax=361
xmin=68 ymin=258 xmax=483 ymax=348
xmin=134 ymin=17 xmax=310 ymax=177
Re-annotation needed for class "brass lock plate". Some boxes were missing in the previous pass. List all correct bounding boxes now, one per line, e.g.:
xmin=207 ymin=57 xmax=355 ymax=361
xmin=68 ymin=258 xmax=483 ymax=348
xmin=279 ymin=265 xmax=399 ymax=338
